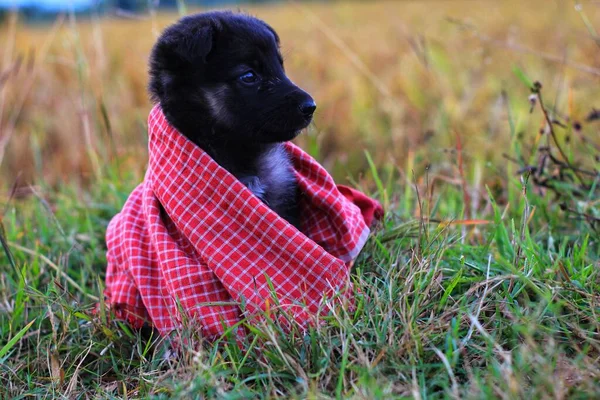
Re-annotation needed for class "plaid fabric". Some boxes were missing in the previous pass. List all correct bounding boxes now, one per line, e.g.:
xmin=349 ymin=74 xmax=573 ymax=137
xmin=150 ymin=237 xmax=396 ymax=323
xmin=103 ymin=105 xmax=383 ymax=338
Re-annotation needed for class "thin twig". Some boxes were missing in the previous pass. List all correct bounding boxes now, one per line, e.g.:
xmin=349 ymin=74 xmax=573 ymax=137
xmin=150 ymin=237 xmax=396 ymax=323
xmin=533 ymin=82 xmax=585 ymax=185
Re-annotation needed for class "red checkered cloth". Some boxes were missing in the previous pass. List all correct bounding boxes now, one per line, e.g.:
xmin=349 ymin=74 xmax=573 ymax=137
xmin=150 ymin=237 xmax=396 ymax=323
xmin=103 ymin=105 xmax=383 ymax=338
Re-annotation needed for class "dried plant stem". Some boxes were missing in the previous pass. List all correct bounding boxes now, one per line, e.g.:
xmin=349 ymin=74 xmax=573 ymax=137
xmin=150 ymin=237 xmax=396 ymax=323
xmin=0 ymin=16 xmax=65 ymax=167
xmin=533 ymin=83 xmax=585 ymax=185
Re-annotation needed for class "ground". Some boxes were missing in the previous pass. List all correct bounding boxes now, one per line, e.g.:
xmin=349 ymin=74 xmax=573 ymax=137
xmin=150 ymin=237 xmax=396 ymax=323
xmin=0 ymin=0 xmax=599 ymax=398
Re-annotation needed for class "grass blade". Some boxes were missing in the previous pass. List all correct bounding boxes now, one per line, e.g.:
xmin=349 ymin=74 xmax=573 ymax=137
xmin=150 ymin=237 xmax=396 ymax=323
xmin=0 ymin=319 xmax=36 ymax=360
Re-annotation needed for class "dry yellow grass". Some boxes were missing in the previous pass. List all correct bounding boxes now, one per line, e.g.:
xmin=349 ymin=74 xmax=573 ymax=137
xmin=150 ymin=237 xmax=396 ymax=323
xmin=0 ymin=0 xmax=599 ymax=186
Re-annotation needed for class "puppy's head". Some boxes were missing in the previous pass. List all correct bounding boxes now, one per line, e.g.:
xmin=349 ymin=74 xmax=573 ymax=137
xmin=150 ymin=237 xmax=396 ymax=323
xmin=149 ymin=11 xmax=316 ymax=146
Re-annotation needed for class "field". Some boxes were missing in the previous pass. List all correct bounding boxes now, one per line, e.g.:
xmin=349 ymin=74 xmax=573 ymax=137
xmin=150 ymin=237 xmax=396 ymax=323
xmin=1 ymin=0 xmax=599 ymax=398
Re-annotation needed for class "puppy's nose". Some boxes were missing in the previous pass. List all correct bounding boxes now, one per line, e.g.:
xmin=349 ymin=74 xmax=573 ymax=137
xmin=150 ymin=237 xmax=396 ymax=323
xmin=299 ymin=100 xmax=317 ymax=117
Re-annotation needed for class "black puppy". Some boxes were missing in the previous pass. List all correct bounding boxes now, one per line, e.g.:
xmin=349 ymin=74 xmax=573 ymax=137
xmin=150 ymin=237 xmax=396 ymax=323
xmin=148 ymin=11 xmax=316 ymax=229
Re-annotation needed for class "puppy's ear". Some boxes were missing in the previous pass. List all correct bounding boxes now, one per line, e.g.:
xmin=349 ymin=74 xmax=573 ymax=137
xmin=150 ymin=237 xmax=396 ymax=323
xmin=162 ymin=22 xmax=216 ymax=64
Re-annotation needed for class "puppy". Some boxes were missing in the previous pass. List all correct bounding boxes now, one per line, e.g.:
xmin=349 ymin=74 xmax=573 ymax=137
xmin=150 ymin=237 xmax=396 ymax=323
xmin=148 ymin=11 xmax=317 ymax=229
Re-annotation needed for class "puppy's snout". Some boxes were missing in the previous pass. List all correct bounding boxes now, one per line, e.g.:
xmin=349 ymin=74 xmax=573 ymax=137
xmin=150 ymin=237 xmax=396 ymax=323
xmin=299 ymin=99 xmax=317 ymax=118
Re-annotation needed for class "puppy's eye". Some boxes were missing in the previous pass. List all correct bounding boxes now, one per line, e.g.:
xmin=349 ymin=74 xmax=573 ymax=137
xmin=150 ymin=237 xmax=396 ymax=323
xmin=239 ymin=71 xmax=259 ymax=84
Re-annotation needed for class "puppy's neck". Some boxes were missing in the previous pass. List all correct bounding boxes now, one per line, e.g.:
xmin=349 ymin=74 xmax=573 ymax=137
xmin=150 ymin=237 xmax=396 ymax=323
xmin=202 ymin=140 xmax=277 ymax=177
xmin=193 ymin=137 xmax=300 ymax=229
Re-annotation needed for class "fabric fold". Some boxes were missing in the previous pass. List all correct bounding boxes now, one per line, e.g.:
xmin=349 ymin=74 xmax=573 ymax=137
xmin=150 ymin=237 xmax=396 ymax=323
xmin=104 ymin=105 xmax=383 ymax=338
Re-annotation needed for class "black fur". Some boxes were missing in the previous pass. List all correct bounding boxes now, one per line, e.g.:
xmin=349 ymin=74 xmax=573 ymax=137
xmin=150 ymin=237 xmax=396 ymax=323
xmin=148 ymin=11 xmax=317 ymax=229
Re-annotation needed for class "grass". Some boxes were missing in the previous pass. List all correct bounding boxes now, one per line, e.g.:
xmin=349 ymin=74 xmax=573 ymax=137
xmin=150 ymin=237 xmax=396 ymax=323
xmin=1 ymin=0 xmax=600 ymax=398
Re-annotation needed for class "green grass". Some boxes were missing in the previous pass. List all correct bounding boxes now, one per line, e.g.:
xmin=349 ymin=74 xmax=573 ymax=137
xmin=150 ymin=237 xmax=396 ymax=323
xmin=1 ymin=121 xmax=598 ymax=398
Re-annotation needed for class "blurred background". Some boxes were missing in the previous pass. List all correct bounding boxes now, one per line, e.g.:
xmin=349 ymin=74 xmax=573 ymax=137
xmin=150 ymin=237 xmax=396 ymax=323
xmin=0 ymin=0 xmax=598 ymax=198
